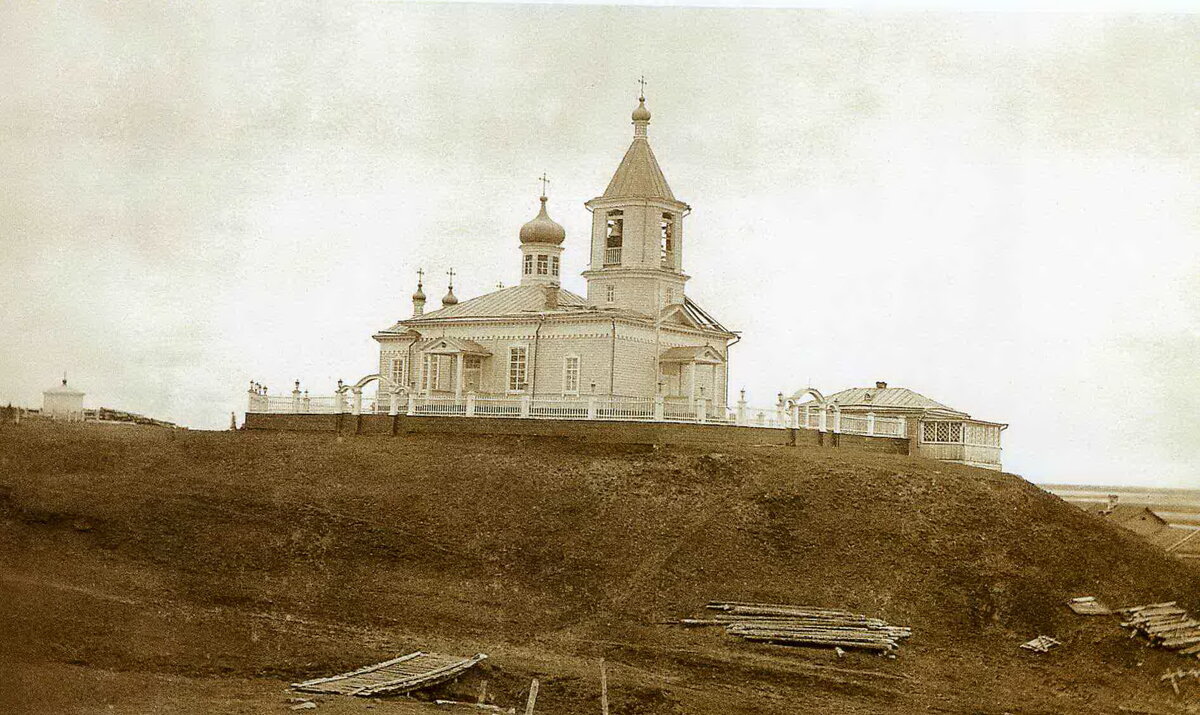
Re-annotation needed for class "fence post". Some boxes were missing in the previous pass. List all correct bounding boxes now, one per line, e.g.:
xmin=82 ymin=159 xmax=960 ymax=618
xmin=833 ymin=406 xmax=842 ymax=434
xmin=388 ymin=389 xmax=399 ymax=416
xmin=291 ymin=381 xmax=302 ymax=413
xmin=466 ymin=391 xmax=476 ymax=417
xmin=736 ymin=389 xmax=747 ymax=426
xmin=352 ymin=388 xmax=363 ymax=415
xmin=819 ymin=405 xmax=827 ymax=432
xmin=520 ymin=394 xmax=531 ymax=419
xmin=334 ymin=389 xmax=345 ymax=414
xmin=697 ymin=396 xmax=708 ymax=423
xmin=407 ymin=392 xmax=416 ymax=416
xmin=303 ymin=391 xmax=311 ymax=413
xmin=775 ymin=393 xmax=785 ymax=427
xmin=587 ymin=394 xmax=597 ymax=420
xmin=867 ymin=411 xmax=875 ymax=436
xmin=654 ymin=394 xmax=664 ymax=421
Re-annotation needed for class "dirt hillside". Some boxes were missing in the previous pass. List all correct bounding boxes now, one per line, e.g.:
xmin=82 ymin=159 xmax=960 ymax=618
xmin=2 ymin=421 xmax=1198 ymax=713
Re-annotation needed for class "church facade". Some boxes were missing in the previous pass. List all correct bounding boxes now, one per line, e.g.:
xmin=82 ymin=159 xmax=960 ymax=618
xmin=372 ymin=95 xmax=736 ymax=410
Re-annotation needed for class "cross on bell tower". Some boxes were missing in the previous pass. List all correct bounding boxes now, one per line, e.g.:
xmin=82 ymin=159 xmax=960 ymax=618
xmin=442 ymin=268 xmax=458 ymax=307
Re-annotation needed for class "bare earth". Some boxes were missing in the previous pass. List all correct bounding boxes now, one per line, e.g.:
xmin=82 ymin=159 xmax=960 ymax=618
xmin=2 ymin=421 xmax=1200 ymax=713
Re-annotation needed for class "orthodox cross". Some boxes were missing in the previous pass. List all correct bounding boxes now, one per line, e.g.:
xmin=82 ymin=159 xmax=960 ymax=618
xmin=446 ymin=267 xmax=455 ymax=289
xmin=538 ymin=172 xmax=550 ymax=197
xmin=416 ymin=267 xmax=424 ymax=287
xmin=637 ymin=74 xmax=647 ymax=99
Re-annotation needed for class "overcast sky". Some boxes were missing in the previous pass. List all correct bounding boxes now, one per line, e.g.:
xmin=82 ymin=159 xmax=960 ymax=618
xmin=2 ymin=3 xmax=1197 ymax=487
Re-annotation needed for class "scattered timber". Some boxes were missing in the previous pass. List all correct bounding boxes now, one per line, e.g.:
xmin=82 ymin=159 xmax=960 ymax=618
xmin=702 ymin=601 xmax=912 ymax=653
xmin=1160 ymin=668 xmax=1200 ymax=696
xmin=1067 ymin=596 xmax=1112 ymax=616
xmin=1117 ymin=602 xmax=1200 ymax=660
xmin=1020 ymin=635 xmax=1061 ymax=653
xmin=292 ymin=651 xmax=488 ymax=697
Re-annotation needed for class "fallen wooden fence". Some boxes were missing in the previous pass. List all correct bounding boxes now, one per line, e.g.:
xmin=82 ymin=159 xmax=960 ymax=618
xmin=692 ymin=601 xmax=912 ymax=653
xmin=1118 ymin=602 xmax=1200 ymax=659
xmin=292 ymin=651 xmax=488 ymax=697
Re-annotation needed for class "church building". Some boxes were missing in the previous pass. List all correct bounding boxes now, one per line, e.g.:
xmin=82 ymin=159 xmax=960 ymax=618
xmin=372 ymin=94 xmax=736 ymax=409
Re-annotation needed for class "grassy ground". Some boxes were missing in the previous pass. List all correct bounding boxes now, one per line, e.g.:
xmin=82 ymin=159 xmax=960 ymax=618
xmin=2 ymin=420 xmax=1199 ymax=713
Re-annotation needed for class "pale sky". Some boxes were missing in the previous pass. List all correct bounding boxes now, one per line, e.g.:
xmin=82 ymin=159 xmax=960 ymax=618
xmin=2 ymin=3 xmax=1198 ymax=487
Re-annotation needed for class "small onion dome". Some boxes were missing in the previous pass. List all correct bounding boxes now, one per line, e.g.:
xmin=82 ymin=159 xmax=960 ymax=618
xmin=412 ymin=285 xmax=426 ymax=302
xmin=519 ymin=196 xmax=566 ymax=245
xmin=442 ymin=288 xmax=458 ymax=307
xmin=632 ymin=96 xmax=651 ymax=122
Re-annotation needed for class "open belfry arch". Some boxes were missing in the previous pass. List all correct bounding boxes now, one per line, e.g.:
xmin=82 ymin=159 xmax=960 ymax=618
xmin=369 ymin=86 xmax=737 ymax=409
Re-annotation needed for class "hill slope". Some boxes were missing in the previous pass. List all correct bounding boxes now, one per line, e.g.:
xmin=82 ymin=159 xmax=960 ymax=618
xmin=2 ymin=422 xmax=1198 ymax=713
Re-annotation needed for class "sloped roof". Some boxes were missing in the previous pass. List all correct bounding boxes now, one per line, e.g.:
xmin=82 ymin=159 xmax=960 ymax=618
xmin=817 ymin=387 xmax=967 ymax=415
xmin=44 ymin=381 xmax=84 ymax=396
xmin=383 ymin=284 xmax=588 ymax=327
xmin=603 ymin=137 xmax=676 ymax=202
xmin=659 ymin=345 xmax=724 ymax=364
xmin=423 ymin=336 xmax=492 ymax=356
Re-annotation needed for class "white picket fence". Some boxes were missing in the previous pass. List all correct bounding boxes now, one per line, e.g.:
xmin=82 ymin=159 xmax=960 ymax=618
xmin=247 ymin=388 xmax=907 ymax=437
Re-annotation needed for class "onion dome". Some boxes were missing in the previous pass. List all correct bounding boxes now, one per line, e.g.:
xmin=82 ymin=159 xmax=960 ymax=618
xmin=412 ymin=284 xmax=426 ymax=302
xmin=442 ymin=287 xmax=458 ymax=307
xmin=632 ymin=96 xmax=651 ymax=122
xmin=519 ymin=196 xmax=566 ymax=245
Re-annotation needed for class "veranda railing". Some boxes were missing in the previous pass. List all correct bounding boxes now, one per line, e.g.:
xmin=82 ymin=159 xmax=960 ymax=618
xmin=247 ymin=386 xmax=908 ymax=438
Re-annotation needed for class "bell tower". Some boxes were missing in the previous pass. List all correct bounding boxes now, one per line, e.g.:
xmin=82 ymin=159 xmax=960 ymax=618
xmin=583 ymin=91 xmax=691 ymax=316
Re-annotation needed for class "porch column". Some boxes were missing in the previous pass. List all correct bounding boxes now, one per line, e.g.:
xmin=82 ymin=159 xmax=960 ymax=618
xmin=455 ymin=355 xmax=464 ymax=400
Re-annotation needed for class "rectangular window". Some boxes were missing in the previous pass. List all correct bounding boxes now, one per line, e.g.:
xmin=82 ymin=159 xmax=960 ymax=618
xmin=537 ymin=254 xmax=549 ymax=275
xmin=605 ymin=285 xmax=615 ymax=303
xmin=660 ymin=213 xmax=675 ymax=267
xmin=390 ymin=356 xmax=407 ymax=387
xmin=508 ymin=346 xmax=528 ymax=392
xmin=423 ymin=355 xmax=442 ymax=392
xmin=563 ymin=356 xmax=580 ymax=395
xmin=551 ymin=256 xmax=559 ymax=277
xmin=524 ymin=254 xmax=533 ymax=275
xmin=922 ymin=421 xmax=963 ymax=443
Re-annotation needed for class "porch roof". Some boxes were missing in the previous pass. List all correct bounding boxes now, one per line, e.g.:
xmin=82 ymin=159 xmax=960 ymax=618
xmin=421 ymin=337 xmax=492 ymax=357
xmin=659 ymin=345 xmax=724 ymax=364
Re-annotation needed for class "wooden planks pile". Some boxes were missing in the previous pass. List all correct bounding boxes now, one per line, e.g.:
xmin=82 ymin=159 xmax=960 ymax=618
xmin=1020 ymin=635 xmax=1061 ymax=653
xmin=705 ymin=601 xmax=912 ymax=653
xmin=1118 ymin=602 xmax=1200 ymax=658
xmin=292 ymin=651 xmax=488 ymax=697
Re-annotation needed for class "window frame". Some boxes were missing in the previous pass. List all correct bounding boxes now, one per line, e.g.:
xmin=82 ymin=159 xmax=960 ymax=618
xmin=563 ymin=355 xmax=581 ymax=396
xmin=537 ymin=254 xmax=549 ymax=275
xmin=605 ymin=284 xmax=615 ymax=303
xmin=390 ymin=355 xmax=407 ymax=388
xmin=523 ymin=253 xmax=533 ymax=275
xmin=507 ymin=345 xmax=529 ymax=393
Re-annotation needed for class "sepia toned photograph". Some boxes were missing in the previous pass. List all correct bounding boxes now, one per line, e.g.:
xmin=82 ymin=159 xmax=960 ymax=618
xmin=2 ymin=1 xmax=1198 ymax=712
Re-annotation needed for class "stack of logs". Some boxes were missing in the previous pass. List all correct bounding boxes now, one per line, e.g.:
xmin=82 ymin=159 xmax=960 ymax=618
xmin=703 ymin=601 xmax=911 ymax=653
xmin=1119 ymin=602 xmax=1200 ymax=658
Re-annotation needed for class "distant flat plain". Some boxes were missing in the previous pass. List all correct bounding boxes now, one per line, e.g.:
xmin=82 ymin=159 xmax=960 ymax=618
xmin=1039 ymin=484 xmax=1200 ymax=529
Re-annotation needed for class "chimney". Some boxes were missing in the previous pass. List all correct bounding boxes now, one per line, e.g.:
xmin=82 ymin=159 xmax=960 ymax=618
xmin=543 ymin=284 xmax=559 ymax=310
xmin=875 ymin=381 xmax=887 ymax=389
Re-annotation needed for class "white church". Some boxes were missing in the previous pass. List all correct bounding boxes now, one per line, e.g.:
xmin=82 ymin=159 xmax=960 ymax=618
xmin=372 ymin=93 xmax=736 ymax=410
